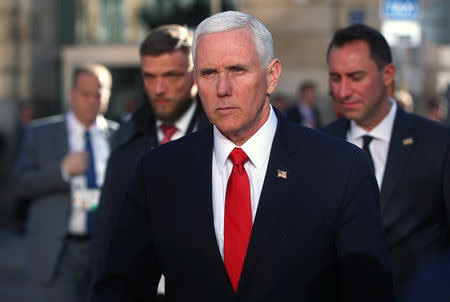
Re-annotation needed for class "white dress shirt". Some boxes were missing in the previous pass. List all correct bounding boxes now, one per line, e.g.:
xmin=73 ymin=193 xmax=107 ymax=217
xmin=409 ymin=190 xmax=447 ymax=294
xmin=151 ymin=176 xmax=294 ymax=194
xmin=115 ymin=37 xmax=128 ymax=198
xmin=156 ymin=100 xmax=198 ymax=142
xmin=347 ymin=99 xmax=397 ymax=188
xmin=212 ymin=106 xmax=278 ymax=259
xmin=65 ymin=111 xmax=111 ymax=234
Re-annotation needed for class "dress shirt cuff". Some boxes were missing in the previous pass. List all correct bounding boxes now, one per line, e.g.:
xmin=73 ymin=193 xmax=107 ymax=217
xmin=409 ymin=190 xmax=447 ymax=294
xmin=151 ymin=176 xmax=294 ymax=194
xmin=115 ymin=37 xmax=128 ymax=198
xmin=60 ymin=162 xmax=70 ymax=182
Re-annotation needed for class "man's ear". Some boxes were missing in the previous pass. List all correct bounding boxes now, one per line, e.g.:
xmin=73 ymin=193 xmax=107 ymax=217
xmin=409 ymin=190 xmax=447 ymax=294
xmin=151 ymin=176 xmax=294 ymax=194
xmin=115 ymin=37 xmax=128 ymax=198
xmin=266 ymin=59 xmax=282 ymax=95
xmin=382 ymin=63 xmax=396 ymax=87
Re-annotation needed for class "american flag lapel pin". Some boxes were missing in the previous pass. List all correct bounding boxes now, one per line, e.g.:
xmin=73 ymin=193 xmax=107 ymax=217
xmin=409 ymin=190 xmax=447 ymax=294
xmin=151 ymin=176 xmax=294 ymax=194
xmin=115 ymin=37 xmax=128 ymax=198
xmin=277 ymin=169 xmax=287 ymax=179
xmin=402 ymin=137 xmax=414 ymax=146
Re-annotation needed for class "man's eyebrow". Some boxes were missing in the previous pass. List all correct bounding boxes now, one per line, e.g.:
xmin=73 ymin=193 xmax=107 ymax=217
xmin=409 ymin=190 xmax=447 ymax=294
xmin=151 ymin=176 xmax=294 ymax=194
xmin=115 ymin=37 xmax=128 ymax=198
xmin=142 ymin=70 xmax=184 ymax=77
xmin=142 ymin=71 xmax=155 ymax=77
xmin=198 ymin=67 xmax=217 ymax=74
xmin=225 ymin=64 xmax=248 ymax=70
xmin=346 ymin=70 xmax=365 ymax=77
xmin=328 ymin=70 xmax=365 ymax=77
xmin=162 ymin=70 xmax=184 ymax=76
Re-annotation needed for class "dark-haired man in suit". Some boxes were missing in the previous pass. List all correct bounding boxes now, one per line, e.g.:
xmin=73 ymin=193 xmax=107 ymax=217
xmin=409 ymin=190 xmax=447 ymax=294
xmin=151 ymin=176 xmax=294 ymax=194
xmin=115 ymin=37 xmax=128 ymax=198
xmin=92 ymin=12 xmax=393 ymax=302
xmin=322 ymin=24 xmax=450 ymax=294
xmin=91 ymin=24 xmax=209 ymax=299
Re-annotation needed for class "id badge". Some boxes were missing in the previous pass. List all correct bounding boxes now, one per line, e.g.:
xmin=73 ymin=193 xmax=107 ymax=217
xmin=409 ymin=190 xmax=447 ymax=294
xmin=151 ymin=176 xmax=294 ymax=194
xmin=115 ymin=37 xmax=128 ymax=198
xmin=72 ymin=188 xmax=100 ymax=211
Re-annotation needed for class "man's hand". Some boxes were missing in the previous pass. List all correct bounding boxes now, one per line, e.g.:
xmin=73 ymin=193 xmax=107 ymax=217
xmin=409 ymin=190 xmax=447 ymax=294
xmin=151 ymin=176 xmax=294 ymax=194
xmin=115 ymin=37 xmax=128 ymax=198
xmin=62 ymin=151 xmax=89 ymax=176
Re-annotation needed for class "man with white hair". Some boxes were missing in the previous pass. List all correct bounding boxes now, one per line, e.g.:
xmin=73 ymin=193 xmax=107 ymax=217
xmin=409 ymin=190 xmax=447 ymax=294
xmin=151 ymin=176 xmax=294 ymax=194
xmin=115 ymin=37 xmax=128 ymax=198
xmin=92 ymin=11 xmax=393 ymax=301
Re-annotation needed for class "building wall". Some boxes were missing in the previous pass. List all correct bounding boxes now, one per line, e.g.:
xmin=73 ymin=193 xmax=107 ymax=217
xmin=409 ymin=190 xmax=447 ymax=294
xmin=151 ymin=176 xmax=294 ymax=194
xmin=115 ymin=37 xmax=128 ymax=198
xmin=0 ymin=0 xmax=20 ymax=135
xmin=237 ymin=0 xmax=384 ymax=122
xmin=236 ymin=0 xmax=450 ymax=121
xmin=30 ymin=0 xmax=61 ymax=117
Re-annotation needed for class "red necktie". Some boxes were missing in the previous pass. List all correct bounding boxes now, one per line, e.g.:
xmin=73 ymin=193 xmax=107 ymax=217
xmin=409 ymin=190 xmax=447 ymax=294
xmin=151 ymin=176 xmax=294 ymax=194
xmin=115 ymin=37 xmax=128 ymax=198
xmin=159 ymin=124 xmax=177 ymax=145
xmin=224 ymin=147 xmax=252 ymax=291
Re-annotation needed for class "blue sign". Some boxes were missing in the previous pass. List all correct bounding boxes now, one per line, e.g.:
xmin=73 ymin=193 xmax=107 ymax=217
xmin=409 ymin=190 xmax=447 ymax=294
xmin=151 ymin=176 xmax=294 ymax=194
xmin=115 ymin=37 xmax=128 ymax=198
xmin=349 ymin=9 xmax=366 ymax=24
xmin=383 ymin=0 xmax=420 ymax=20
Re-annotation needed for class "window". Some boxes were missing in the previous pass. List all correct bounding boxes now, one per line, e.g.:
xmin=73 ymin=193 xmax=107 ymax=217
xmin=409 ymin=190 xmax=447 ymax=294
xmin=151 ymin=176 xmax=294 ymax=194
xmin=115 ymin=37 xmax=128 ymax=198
xmin=73 ymin=0 xmax=235 ymax=43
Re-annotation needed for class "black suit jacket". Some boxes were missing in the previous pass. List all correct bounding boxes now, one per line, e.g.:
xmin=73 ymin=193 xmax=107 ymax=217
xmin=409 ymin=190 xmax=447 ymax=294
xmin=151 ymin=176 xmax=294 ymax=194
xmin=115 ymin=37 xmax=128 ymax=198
xmin=92 ymin=112 xmax=393 ymax=302
xmin=321 ymin=108 xmax=450 ymax=291
xmin=91 ymin=98 xmax=210 ymax=283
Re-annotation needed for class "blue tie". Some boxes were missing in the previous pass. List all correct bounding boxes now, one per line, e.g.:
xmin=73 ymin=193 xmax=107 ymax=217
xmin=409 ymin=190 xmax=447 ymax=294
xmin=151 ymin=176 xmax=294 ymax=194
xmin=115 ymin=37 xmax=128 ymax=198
xmin=85 ymin=130 xmax=97 ymax=234
xmin=85 ymin=130 xmax=97 ymax=188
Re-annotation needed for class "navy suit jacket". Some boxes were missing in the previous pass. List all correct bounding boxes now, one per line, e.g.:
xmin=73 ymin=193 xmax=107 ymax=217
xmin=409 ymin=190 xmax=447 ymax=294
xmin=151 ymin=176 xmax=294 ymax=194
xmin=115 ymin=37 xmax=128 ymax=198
xmin=322 ymin=108 xmax=450 ymax=291
xmin=92 ymin=112 xmax=393 ymax=301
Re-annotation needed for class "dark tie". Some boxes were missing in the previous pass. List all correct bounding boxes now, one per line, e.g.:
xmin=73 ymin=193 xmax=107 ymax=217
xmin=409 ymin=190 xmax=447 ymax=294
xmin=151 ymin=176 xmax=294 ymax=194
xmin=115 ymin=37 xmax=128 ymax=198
xmin=362 ymin=135 xmax=375 ymax=173
xmin=224 ymin=148 xmax=252 ymax=292
xmin=159 ymin=124 xmax=178 ymax=145
xmin=85 ymin=130 xmax=97 ymax=234
xmin=84 ymin=130 xmax=97 ymax=188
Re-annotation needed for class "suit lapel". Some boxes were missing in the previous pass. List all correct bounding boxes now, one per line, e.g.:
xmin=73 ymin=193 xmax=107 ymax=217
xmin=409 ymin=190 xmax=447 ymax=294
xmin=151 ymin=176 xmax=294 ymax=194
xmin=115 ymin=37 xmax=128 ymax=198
xmin=103 ymin=124 xmax=115 ymax=145
xmin=189 ymin=127 xmax=234 ymax=294
xmin=60 ymin=117 xmax=70 ymax=154
xmin=379 ymin=109 xmax=415 ymax=212
xmin=237 ymin=114 xmax=293 ymax=295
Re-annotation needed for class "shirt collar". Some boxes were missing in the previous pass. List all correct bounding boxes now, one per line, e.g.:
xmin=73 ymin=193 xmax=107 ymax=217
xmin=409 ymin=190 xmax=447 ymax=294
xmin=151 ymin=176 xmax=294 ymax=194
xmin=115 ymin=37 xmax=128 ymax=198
xmin=156 ymin=100 xmax=197 ymax=132
xmin=214 ymin=105 xmax=278 ymax=173
xmin=348 ymin=98 xmax=397 ymax=143
xmin=299 ymin=101 xmax=312 ymax=112
xmin=67 ymin=111 xmax=108 ymax=136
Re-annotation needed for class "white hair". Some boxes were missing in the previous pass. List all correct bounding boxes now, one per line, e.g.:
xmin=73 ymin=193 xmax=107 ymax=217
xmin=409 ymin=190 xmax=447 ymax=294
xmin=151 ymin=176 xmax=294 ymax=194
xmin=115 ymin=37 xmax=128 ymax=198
xmin=192 ymin=11 xmax=274 ymax=69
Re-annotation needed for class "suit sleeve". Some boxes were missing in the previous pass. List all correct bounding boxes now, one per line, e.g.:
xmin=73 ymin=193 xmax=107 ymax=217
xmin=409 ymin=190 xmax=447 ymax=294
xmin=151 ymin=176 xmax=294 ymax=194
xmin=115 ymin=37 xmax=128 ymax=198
xmin=91 ymin=148 xmax=137 ymax=287
xmin=443 ymin=131 xmax=450 ymax=230
xmin=336 ymin=149 xmax=394 ymax=301
xmin=91 ymin=158 xmax=161 ymax=302
xmin=91 ymin=150 xmax=119 ymax=285
xmin=13 ymin=126 xmax=68 ymax=199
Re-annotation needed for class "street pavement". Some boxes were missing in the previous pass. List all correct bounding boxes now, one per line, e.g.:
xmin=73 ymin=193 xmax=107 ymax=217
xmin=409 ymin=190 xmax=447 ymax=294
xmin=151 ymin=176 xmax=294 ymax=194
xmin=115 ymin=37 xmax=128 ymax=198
xmin=0 ymin=228 xmax=43 ymax=302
